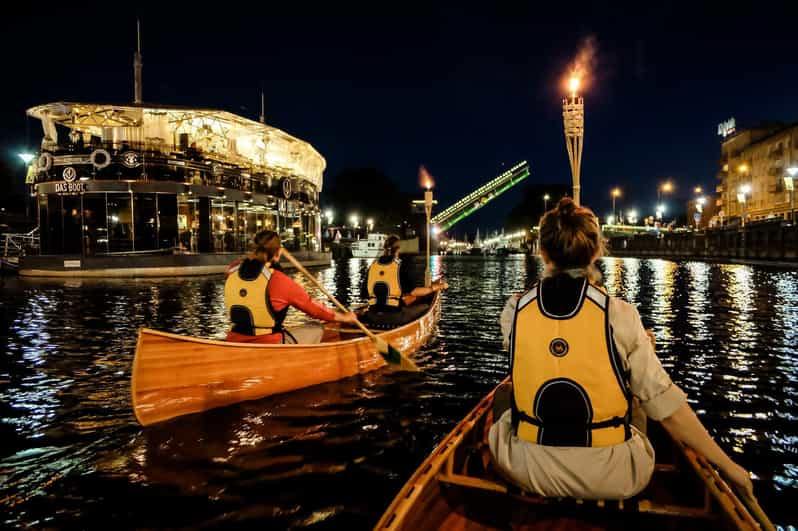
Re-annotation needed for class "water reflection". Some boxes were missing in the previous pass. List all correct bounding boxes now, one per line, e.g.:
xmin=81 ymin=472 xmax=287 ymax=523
xmin=1 ymin=257 xmax=796 ymax=527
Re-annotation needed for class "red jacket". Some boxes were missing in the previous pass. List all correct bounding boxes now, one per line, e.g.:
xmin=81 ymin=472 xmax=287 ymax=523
xmin=225 ymin=258 xmax=335 ymax=343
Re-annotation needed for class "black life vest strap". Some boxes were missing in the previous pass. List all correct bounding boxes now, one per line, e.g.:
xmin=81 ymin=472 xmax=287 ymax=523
xmin=516 ymin=410 xmax=627 ymax=430
xmin=281 ymin=328 xmax=298 ymax=344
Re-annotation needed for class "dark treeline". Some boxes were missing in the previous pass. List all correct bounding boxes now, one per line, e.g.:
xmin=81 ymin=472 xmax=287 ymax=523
xmin=505 ymin=183 xmax=571 ymax=231
xmin=323 ymin=167 xmax=415 ymax=236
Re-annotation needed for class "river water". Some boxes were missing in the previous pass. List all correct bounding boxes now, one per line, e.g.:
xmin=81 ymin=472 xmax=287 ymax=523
xmin=1 ymin=256 xmax=796 ymax=528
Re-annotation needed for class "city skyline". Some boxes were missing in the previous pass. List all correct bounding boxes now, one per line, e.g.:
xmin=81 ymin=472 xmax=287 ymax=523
xmin=2 ymin=2 xmax=797 ymax=232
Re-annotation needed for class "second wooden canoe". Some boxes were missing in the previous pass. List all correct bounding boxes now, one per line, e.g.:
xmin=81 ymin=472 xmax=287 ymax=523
xmin=131 ymin=293 xmax=440 ymax=426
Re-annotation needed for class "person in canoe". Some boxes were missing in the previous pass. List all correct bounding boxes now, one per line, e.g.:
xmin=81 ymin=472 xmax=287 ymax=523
xmin=360 ymin=234 xmax=448 ymax=327
xmin=224 ymin=229 xmax=358 ymax=343
xmin=490 ymin=197 xmax=753 ymax=500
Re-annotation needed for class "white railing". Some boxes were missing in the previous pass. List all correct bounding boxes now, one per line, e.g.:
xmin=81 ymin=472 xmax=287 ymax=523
xmin=2 ymin=227 xmax=40 ymax=258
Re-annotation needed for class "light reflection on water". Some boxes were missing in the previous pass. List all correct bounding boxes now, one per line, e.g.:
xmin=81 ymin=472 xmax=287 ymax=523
xmin=0 ymin=256 xmax=796 ymax=527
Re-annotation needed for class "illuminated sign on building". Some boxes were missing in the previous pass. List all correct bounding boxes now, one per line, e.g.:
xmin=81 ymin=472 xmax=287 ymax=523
xmin=718 ymin=118 xmax=736 ymax=138
xmin=55 ymin=181 xmax=86 ymax=193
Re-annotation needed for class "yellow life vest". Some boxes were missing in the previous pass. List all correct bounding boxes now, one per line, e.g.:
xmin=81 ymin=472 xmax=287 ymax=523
xmin=510 ymin=279 xmax=631 ymax=447
xmin=367 ymin=258 xmax=402 ymax=308
xmin=224 ymin=259 xmax=286 ymax=335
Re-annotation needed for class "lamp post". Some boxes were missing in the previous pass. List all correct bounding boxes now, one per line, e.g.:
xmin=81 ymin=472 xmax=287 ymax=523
xmin=543 ymin=193 xmax=551 ymax=212
xmin=736 ymin=164 xmax=749 ymax=223
xmin=366 ymin=218 xmax=374 ymax=233
xmin=611 ymin=187 xmax=621 ymax=224
xmin=785 ymin=166 xmax=797 ymax=224
xmin=737 ymin=184 xmax=751 ymax=228
xmin=18 ymin=152 xmax=35 ymax=219
xmin=563 ymin=75 xmax=584 ymax=205
xmin=657 ymin=180 xmax=673 ymax=202
xmin=695 ymin=196 xmax=706 ymax=229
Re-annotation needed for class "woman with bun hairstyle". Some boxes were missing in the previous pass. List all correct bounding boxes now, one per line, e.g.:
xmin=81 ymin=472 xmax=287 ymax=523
xmin=224 ymin=230 xmax=357 ymax=344
xmin=489 ymin=198 xmax=753 ymax=500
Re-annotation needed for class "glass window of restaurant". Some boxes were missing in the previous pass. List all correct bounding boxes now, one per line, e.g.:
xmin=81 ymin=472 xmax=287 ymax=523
xmin=158 ymin=194 xmax=178 ymax=249
xmin=61 ymin=195 xmax=83 ymax=255
xmin=302 ymin=211 xmax=320 ymax=252
xmin=278 ymin=201 xmax=299 ymax=250
xmin=238 ymin=204 xmax=277 ymax=248
xmin=211 ymin=200 xmax=238 ymax=252
xmin=237 ymin=202 xmax=250 ymax=251
xmin=44 ymin=195 xmax=63 ymax=254
xmin=82 ymin=193 xmax=107 ymax=255
xmin=107 ymin=193 xmax=133 ymax=252
xmin=177 ymin=194 xmax=200 ymax=252
xmin=134 ymin=193 xmax=158 ymax=251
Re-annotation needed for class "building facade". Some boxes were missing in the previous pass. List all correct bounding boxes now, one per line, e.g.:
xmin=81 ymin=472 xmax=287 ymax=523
xmin=26 ymin=102 xmax=325 ymax=257
xmin=716 ymin=122 xmax=798 ymax=224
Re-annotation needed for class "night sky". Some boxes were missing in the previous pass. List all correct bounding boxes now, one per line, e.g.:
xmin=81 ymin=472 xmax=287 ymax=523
xmin=2 ymin=2 xmax=796 ymax=234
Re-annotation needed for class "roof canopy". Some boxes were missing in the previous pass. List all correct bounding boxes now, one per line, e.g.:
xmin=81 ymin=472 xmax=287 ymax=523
xmin=27 ymin=102 xmax=326 ymax=190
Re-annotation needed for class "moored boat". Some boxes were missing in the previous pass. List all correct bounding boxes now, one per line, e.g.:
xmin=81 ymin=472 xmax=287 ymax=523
xmin=375 ymin=380 xmax=772 ymax=531
xmin=131 ymin=293 xmax=439 ymax=426
xmin=352 ymin=233 xmax=387 ymax=258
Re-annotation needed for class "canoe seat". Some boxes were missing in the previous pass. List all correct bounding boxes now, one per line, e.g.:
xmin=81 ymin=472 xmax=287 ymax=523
xmin=440 ymin=440 xmax=715 ymax=521
xmin=437 ymin=471 xmax=713 ymax=519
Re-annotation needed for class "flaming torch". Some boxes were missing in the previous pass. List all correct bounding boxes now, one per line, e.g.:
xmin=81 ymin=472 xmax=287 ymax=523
xmin=419 ymin=165 xmax=435 ymax=287
xmin=563 ymin=71 xmax=584 ymax=205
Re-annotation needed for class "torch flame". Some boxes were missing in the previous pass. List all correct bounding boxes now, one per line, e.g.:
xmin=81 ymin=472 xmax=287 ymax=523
xmin=569 ymin=75 xmax=580 ymax=96
xmin=419 ymin=165 xmax=434 ymax=190
xmin=564 ymin=35 xmax=597 ymax=97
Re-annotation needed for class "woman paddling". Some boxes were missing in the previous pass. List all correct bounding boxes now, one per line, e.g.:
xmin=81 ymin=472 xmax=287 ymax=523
xmin=224 ymin=230 xmax=357 ymax=344
xmin=361 ymin=234 xmax=448 ymax=327
xmin=491 ymin=197 xmax=753 ymax=500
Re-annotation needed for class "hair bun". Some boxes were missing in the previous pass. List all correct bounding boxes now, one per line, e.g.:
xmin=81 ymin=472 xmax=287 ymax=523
xmin=556 ymin=197 xmax=577 ymax=216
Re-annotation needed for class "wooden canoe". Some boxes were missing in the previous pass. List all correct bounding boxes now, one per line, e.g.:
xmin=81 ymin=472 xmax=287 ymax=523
xmin=131 ymin=293 xmax=440 ymax=426
xmin=376 ymin=379 xmax=772 ymax=531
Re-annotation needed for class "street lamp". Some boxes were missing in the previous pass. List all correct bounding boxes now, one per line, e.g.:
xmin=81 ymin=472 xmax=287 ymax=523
xmin=366 ymin=218 xmax=374 ymax=232
xmin=611 ymin=187 xmax=621 ymax=224
xmin=543 ymin=193 xmax=551 ymax=211
xmin=655 ymin=204 xmax=666 ymax=221
xmin=657 ymin=180 xmax=674 ymax=201
xmin=627 ymin=209 xmax=638 ymax=225
xmin=324 ymin=209 xmax=334 ymax=225
xmin=695 ymin=196 xmax=706 ymax=229
xmin=737 ymin=184 xmax=751 ymax=227
xmin=785 ymin=167 xmax=797 ymax=224
xmin=18 ymin=152 xmax=36 ymax=218
xmin=563 ymin=73 xmax=584 ymax=205
xmin=349 ymin=214 xmax=359 ymax=228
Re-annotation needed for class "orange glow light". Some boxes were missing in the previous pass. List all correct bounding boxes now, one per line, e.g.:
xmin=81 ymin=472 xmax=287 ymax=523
xmin=419 ymin=165 xmax=434 ymax=190
xmin=569 ymin=76 xmax=580 ymax=96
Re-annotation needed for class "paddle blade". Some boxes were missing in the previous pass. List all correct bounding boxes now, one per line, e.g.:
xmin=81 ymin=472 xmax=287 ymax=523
xmin=375 ymin=337 xmax=420 ymax=372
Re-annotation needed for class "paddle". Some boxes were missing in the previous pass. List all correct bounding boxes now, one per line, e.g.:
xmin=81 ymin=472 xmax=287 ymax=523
xmin=733 ymin=485 xmax=776 ymax=531
xmin=280 ymin=249 xmax=420 ymax=372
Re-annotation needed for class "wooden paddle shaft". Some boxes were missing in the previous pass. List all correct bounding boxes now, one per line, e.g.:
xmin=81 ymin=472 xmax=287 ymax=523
xmin=280 ymin=249 xmax=378 ymax=341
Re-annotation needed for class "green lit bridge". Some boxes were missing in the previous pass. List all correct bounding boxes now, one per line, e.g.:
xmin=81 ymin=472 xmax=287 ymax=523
xmin=432 ymin=161 xmax=530 ymax=231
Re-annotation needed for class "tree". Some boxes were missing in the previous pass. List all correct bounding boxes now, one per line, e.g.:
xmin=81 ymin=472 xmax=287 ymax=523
xmin=323 ymin=167 xmax=413 ymax=234
xmin=505 ymin=183 xmax=570 ymax=230
xmin=0 ymin=157 xmax=26 ymax=213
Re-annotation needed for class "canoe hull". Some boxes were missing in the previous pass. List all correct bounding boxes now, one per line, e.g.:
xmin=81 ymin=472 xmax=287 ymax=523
xmin=132 ymin=294 xmax=439 ymax=426
xmin=375 ymin=379 xmax=764 ymax=531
